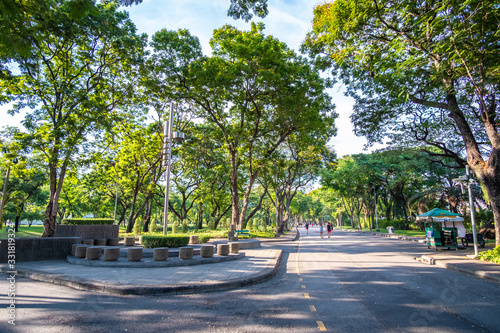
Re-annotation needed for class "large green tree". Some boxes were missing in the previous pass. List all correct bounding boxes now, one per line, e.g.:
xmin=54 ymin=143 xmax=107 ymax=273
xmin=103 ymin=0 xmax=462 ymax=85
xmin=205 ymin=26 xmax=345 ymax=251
xmin=305 ymin=0 xmax=500 ymax=245
xmin=1 ymin=2 xmax=146 ymax=236
xmin=180 ymin=24 xmax=336 ymax=230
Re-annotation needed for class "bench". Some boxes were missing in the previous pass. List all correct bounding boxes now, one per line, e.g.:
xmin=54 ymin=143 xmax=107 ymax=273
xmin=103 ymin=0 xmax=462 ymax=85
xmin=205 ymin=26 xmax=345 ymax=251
xmin=235 ymin=229 xmax=250 ymax=237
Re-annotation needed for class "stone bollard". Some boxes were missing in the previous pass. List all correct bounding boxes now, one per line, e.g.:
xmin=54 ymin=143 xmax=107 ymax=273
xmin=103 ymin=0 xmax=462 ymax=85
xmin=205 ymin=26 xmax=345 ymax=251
xmin=179 ymin=247 xmax=194 ymax=260
xmin=94 ymin=238 xmax=107 ymax=246
xmin=74 ymin=245 xmax=89 ymax=258
xmin=153 ymin=247 xmax=169 ymax=261
xmin=124 ymin=237 xmax=136 ymax=246
xmin=217 ymin=244 xmax=229 ymax=256
xmin=82 ymin=239 xmax=94 ymax=246
xmin=200 ymin=245 xmax=214 ymax=258
xmin=86 ymin=246 xmax=102 ymax=260
xmin=103 ymin=247 xmax=120 ymax=261
xmin=229 ymin=242 xmax=239 ymax=254
xmin=189 ymin=235 xmax=199 ymax=244
xmin=107 ymin=238 xmax=119 ymax=246
xmin=127 ymin=247 xmax=143 ymax=262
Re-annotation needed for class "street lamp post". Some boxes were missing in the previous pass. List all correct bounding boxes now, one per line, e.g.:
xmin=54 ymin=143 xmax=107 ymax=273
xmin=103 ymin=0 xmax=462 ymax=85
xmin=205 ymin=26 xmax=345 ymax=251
xmin=374 ymin=187 xmax=379 ymax=232
xmin=109 ymin=160 xmax=119 ymax=224
xmin=453 ymin=166 xmax=479 ymax=257
xmin=162 ymin=103 xmax=185 ymax=236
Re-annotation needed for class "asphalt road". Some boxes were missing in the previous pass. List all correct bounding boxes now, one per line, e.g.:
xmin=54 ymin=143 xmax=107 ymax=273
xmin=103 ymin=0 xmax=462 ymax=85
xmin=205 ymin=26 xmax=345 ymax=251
xmin=1 ymin=227 xmax=499 ymax=333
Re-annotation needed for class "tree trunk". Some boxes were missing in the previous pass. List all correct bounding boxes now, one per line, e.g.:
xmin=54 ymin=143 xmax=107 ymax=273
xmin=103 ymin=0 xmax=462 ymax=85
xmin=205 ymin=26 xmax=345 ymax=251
xmin=43 ymin=162 xmax=67 ymax=237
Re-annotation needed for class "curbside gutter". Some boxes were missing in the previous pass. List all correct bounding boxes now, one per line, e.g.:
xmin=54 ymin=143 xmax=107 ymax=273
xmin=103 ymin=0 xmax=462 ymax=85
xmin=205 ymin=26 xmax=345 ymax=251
xmin=2 ymin=250 xmax=284 ymax=296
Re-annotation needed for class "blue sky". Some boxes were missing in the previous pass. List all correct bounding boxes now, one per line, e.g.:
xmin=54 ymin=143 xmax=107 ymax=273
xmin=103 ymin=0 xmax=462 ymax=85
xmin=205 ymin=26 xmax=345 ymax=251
xmin=0 ymin=0 xmax=385 ymax=157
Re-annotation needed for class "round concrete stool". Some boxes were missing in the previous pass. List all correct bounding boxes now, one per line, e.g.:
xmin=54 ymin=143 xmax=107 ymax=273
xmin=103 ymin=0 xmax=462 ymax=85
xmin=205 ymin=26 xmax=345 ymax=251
xmin=107 ymin=238 xmax=119 ymax=246
xmin=229 ymin=242 xmax=239 ymax=254
xmin=94 ymin=238 xmax=107 ymax=246
xmin=127 ymin=247 xmax=143 ymax=262
xmin=217 ymin=244 xmax=230 ymax=256
xmin=179 ymin=247 xmax=194 ymax=260
xmin=153 ymin=247 xmax=169 ymax=261
xmin=124 ymin=237 xmax=136 ymax=246
xmin=103 ymin=247 xmax=120 ymax=261
xmin=189 ymin=235 xmax=199 ymax=244
xmin=86 ymin=246 xmax=102 ymax=260
xmin=82 ymin=239 xmax=94 ymax=246
xmin=74 ymin=245 xmax=89 ymax=258
xmin=71 ymin=243 xmax=80 ymax=256
xmin=200 ymin=245 xmax=214 ymax=258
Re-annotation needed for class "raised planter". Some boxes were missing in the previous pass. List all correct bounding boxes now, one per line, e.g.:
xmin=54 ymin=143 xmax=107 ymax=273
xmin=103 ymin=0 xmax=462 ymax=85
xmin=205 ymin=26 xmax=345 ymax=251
xmin=217 ymin=244 xmax=229 ymax=256
xmin=179 ymin=247 xmax=194 ymax=260
xmin=55 ymin=224 xmax=119 ymax=239
xmin=200 ymin=245 xmax=214 ymax=258
xmin=127 ymin=247 xmax=143 ymax=262
xmin=103 ymin=247 xmax=120 ymax=261
xmin=153 ymin=247 xmax=169 ymax=261
xmin=86 ymin=246 xmax=102 ymax=260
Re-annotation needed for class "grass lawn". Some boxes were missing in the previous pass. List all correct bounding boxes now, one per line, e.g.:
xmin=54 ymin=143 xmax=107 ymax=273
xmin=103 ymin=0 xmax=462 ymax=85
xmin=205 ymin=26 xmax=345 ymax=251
xmin=0 ymin=225 xmax=44 ymax=239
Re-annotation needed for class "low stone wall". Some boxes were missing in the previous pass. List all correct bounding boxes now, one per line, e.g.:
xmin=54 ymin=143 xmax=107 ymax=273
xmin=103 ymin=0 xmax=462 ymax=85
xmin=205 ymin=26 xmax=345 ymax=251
xmin=55 ymin=225 xmax=119 ymax=239
xmin=0 ymin=237 xmax=82 ymax=262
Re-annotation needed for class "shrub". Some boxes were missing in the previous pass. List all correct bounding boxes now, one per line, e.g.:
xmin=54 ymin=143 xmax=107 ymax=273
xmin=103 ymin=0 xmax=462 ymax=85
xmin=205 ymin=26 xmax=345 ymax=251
xmin=182 ymin=221 xmax=188 ymax=233
xmin=198 ymin=235 xmax=211 ymax=243
xmin=262 ymin=219 xmax=268 ymax=232
xmin=252 ymin=219 xmax=259 ymax=232
xmin=222 ymin=217 xmax=230 ymax=229
xmin=172 ymin=221 xmax=179 ymax=233
xmin=150 ymin=220 xmax=158 ymax=233
xmin=477 ymin=245 xmax=500 ymax=264
xmin=141 ymin=235 xmax=190 ymax=248
xmin=133 ymin=220 xmax=142 ymax=235
xmin=208 ymin=218 xmax=216 ymax=230
xmin=61 ymin=218 xmax=114 ymax=225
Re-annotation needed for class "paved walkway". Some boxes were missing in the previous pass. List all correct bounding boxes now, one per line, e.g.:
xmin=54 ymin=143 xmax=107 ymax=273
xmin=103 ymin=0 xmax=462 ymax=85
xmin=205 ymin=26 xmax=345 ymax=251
xmin=341 ymin=228 xmax=500 ymax=284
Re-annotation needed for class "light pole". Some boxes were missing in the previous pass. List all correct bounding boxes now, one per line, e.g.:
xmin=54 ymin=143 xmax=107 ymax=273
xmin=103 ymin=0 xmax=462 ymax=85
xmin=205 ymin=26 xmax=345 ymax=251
xmin=374 ymin=187 xmax=379 ymax=232
xmin=453 ymin=165 xmax=479 ymax=257
xmin=162 ymin=103 xmax=185 ymax=236
xmin=108 ymin=160 xmax=119 ymax=224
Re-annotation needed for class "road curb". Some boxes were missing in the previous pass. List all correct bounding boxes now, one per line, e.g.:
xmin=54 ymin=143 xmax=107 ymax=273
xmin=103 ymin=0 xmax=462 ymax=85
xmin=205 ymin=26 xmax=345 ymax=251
xmin=2 ymin=250 xmax=284 ymax=295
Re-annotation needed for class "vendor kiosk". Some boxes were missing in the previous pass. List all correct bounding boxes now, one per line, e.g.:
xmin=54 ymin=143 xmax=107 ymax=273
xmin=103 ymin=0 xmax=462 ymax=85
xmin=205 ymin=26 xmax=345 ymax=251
xmin=417 ymin=208 xmax=465 ymax=251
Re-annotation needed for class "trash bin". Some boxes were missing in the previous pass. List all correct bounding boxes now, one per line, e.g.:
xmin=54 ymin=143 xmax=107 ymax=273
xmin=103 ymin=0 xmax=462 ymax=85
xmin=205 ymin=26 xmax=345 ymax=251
xmin=387 ymin=226 xmax=394 ymax=234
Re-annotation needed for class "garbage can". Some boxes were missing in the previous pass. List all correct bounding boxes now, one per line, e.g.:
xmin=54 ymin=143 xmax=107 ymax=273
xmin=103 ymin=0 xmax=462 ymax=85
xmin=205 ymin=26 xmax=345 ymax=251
xmin=387 ymin=226 xmax=394 ymax=234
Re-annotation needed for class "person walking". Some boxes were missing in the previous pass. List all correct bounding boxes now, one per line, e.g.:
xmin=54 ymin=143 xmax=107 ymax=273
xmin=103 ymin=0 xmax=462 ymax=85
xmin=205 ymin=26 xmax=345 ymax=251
xmin=327 ymin=222 xmax=332 ymax=238
xmin=305 ymin=222 xmax=309 ymax=234
xmin=319 ymin=222 xmax=324 ymax=239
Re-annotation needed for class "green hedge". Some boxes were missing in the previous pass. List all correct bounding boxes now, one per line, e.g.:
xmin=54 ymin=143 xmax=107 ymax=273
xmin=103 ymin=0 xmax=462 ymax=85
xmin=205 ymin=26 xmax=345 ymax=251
xmin=141 ymin=235 xmax=190 ymax=248
xmin=61 ymin=218 xmax=114 ymax=225
xmin=198 ymin=235 xmax=211 ymax=243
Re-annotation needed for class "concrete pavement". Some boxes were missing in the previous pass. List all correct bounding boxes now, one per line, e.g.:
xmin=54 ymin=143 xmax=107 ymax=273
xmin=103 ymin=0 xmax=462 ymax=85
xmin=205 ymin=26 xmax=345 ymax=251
xmin=340 ymin=227 xmax=500 ymax=285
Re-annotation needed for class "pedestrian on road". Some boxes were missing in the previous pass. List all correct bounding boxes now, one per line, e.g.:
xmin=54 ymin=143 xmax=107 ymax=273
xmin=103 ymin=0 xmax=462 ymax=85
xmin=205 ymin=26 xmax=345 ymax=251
xmin=305 ymin=222 xmax=309 ymax=234
xmin=327 ymin=222 xmax=332 ymax=238
xmin=319 ymin=222 xmax=324 ymax=239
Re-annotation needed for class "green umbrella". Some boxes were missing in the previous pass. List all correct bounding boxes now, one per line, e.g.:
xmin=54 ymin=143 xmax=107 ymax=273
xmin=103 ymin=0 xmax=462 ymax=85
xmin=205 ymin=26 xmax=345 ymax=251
xmin=416 ymin=208 xmax=462 ymax=220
